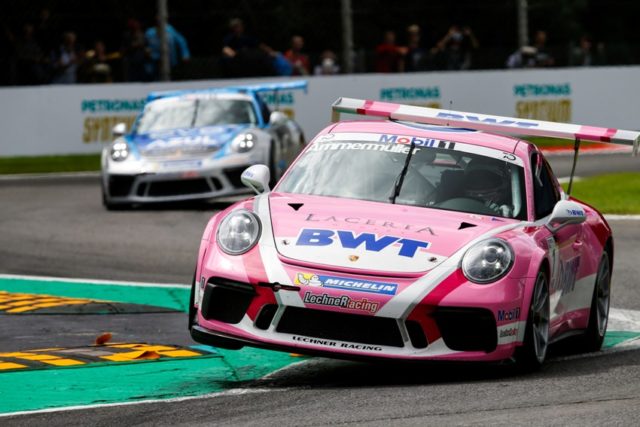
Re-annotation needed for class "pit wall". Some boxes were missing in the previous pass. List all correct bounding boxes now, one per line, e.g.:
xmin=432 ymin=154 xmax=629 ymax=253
xmin=1 ymin=66 xmax=638 ymax=157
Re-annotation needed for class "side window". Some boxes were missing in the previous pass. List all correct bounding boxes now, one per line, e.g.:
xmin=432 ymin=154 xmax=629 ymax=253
xmin=255 ymin=96 xmax=271 ymax=124
xmin=531 ymin=153 xmax=560 ymax=219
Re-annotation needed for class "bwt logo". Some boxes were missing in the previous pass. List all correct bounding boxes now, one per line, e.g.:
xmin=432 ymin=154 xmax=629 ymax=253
xmin=296 ymin=228 xmax=430 ymax=258
xmin=436 ymin=112 xmax=539 ymax=128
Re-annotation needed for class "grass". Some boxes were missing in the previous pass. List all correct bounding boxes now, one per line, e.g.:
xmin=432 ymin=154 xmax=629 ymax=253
xmin=562 ymin=172 xmax=640 ymax=214
xmin=0 ymin=154 xmax=101 ymax=175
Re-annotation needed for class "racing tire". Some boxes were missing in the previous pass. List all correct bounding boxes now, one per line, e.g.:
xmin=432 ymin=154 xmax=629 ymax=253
xmin=578 ymin=250 xmax=611 ymax=352
xmin=514 ymin=269 xmax=550 ymax=372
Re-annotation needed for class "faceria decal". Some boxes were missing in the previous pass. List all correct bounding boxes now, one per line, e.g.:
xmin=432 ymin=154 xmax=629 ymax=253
xmin=292 ymin=336 xmax=383 ymax=351
xmin=378 ymin=134 xmax=456 ymax=149
xmin=547 ymin=237 xmax=580 ymax=294
xmin=311 ymin=141 xmax=417 ymax=154
xmin=436 ymin=112 xmax=539 ymax=128
xmin=295 ymin=272 xmax=398 ymax=295
xmin=296 ymin=228 xmax=430 ymax=258
xmin=303 ymin=213 xmax=436 ymax=235
xmin=566 ymin=208 xmax=585 ymax=217
xmin=497 ymin=307 xmax=520 ymax=321
xmin=303 ymin=292 xmax=379 ymax=313
xmin=499 ymin=327 xmax=518 ymax=338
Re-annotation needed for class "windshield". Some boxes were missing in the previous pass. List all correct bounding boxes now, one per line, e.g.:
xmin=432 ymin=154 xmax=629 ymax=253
xmin=277 ymin=137 xmax=527 ymax=219
xmin=136 ymin=98 xmax=257 ymax=133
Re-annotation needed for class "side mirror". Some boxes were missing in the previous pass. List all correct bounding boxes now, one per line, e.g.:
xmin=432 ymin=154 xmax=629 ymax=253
xmin=112 ymin=122 xmax=127 ymax=137
xmin=546 ymin=200 xmax=587 ymax=233
xmin=269 ymin=111 xmax=288 ymax=126
xmin=241 ymin=164 xmax=271 ymax=194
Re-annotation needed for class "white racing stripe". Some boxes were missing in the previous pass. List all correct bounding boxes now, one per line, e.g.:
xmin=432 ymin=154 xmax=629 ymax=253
xmin=378 ymin=221 xmax=528 ymax=319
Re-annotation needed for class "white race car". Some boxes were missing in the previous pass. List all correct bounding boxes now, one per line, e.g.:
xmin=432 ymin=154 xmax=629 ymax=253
xmin=101 ymin=81 xmax=306 ymax=209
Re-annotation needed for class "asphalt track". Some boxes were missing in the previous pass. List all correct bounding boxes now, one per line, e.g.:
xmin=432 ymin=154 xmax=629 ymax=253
xmin=1 ymin=152 xmax=640 ymax=425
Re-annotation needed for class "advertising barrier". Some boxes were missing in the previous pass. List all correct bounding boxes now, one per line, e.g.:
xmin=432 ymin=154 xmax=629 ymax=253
xmin=1 ymin=66 xmax=639 ymax=157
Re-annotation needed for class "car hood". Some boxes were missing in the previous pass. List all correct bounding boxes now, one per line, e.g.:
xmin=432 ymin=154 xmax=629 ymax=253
xmin=129 ymin=124 xmax=250 ymax=155
xmin=268 ymin=193 xmax=519 ymax=275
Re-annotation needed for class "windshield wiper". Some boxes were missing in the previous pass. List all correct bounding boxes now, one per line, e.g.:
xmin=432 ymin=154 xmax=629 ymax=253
xmin=389 ymin=139 xmax=417 ymax=204
xmin=190 ymin=99 xmax=200 ymax=127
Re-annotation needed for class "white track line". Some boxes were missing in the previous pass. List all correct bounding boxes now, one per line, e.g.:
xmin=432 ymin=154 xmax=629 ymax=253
xmin=0 ymin=274 xmax=189 ymax=289
xmin=0 ymin=276 xmax=638 ymax=418
xmin=0 ymin=387 xmax=284 ymax=419
xmin=0 ymin=172 xmax=100 ymax=181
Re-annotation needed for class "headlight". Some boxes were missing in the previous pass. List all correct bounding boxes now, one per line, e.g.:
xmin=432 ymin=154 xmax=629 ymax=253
xmin=231 ymin=133 xmax=256 ymax=153
xmin=110 ymin=140 xmax=129 ymax=161
xmin=461 ymin=238 xmax=514 ymax=284
xmin=216 ymin=209 xmax=261 ymax=255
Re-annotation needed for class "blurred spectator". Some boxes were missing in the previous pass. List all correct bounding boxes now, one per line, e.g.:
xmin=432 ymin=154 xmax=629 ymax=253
xmin=403 ymin=24 xmax=429 ymax=72
xmin=14 ymin=24 xmax=47 ymax=85
xmin=221 ymin=18 xmax=273 ymax=77
xmin=262 ymin=45 xmax=293 ymax=76
xmin=122 ymin=18 xmax=149 ymax=81
xmin=51 ymin=32 xmax=81 ymax=84
xmin=374 ymin=30 xmax=404 ymax=73
xmin=506 ymin=30 xmax=555 ymax=68
xmin=145 ymin=18 xmax=190 ymax=80
xmin=532 ymin=30 xmax=554 ymax=66
xmin=36 ymin=8 xmax=58 ymax=57
xmin=314 ymin=50 xmax=340 ymax=75
xmin=284 ymin=35 xmax=310 ymax=75
xmin=432 ymin=25 xmax=479 ymax=70
xmin=569 ymin=34 xmax=606 ymax=66
xmin=222 ymin=18 xmax=258 ymax=59
xmin=83 ymin=40 xmax=120 ymax=83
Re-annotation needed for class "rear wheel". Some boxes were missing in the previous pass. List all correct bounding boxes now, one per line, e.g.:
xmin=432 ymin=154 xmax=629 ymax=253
xmin=514 ymin=269 xmax=550 ymax=371
xmin=579 ymin=250 xmax=611 ymax=352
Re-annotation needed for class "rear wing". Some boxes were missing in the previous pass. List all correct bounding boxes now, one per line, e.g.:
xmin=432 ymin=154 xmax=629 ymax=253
xmin=148 ymin=80 xmax=308 ymax=102
xmin=331 ymin=97 xmax=639 ymax=154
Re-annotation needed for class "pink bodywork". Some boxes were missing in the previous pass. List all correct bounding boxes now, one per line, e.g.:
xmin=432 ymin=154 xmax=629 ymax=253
xmin=193 ymin=120 xmax=611 ymax=362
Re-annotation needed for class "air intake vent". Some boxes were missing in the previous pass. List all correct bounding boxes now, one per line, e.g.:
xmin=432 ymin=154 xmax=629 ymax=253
xmin=276 ymin=307 xmax=404 ymax=347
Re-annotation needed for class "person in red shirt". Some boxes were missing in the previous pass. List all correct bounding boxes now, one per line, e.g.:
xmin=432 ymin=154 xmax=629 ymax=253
xmin=284 ymin=35 xmax=310 ymax=75
xmin=374 ymin=30 xmax=403 ymax=73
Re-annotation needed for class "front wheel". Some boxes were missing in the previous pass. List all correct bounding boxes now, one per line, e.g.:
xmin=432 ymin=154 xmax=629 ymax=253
xmin=514 ymin=269 xmax=550 ymax=372
xmin=578 ymin=250 xmax=611 ymax=352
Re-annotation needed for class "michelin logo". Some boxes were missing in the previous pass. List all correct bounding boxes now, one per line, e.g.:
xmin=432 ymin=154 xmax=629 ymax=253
xmin=295 ymin=272 xmax=398 ymax=295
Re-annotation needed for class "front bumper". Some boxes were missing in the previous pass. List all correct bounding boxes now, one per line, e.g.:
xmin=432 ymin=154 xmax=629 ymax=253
xmin=190 ymin=269 xmax=528 ymax=362
xmin=103 ymin=154 xmax=259 ymax=203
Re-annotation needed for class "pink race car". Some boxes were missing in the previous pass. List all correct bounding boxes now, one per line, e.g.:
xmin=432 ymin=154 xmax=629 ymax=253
xmin=189 ymin=98 xmax=639 ymax=369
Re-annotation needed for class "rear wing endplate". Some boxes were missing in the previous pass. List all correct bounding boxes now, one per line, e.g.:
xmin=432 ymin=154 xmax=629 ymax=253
xmin=148 ymin=80 xmax=307 ymax=103
xmin=331 ymin=97 xmax=639 ymax=155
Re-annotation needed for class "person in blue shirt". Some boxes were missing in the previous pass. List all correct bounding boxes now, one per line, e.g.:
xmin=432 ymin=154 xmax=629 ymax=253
xmin=145 ymin=18 xmax=190 ymax=80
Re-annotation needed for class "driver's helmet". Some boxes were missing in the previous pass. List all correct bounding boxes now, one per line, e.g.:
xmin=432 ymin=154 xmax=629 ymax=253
xmin=463 ymin=159 xmax=510 ymax=204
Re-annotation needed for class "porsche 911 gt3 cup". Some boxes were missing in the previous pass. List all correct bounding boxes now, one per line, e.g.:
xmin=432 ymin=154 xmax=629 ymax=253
xmin=101 ymin=81 xmax=307 ymax=208
xmin=189 ymin=97 xmax=639 ymax=370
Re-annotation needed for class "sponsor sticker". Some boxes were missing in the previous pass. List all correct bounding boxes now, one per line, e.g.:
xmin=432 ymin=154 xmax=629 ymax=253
xmin=161 ymin=160 xmax=202 ymax=169
xmin=303 ymin=291 xmax=379 ymax=313
xmin=499 ymin=327 xmax=518 ymax=338
xmin=296 ymin=228 xmax=430 ymax=258
xmin=294 ymin=272 xmax=398 ymax=296
xmin=497 ymin=307 xmax=521 ymax=322
xmin=292 ymin=335 xmax=383 ymax=351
